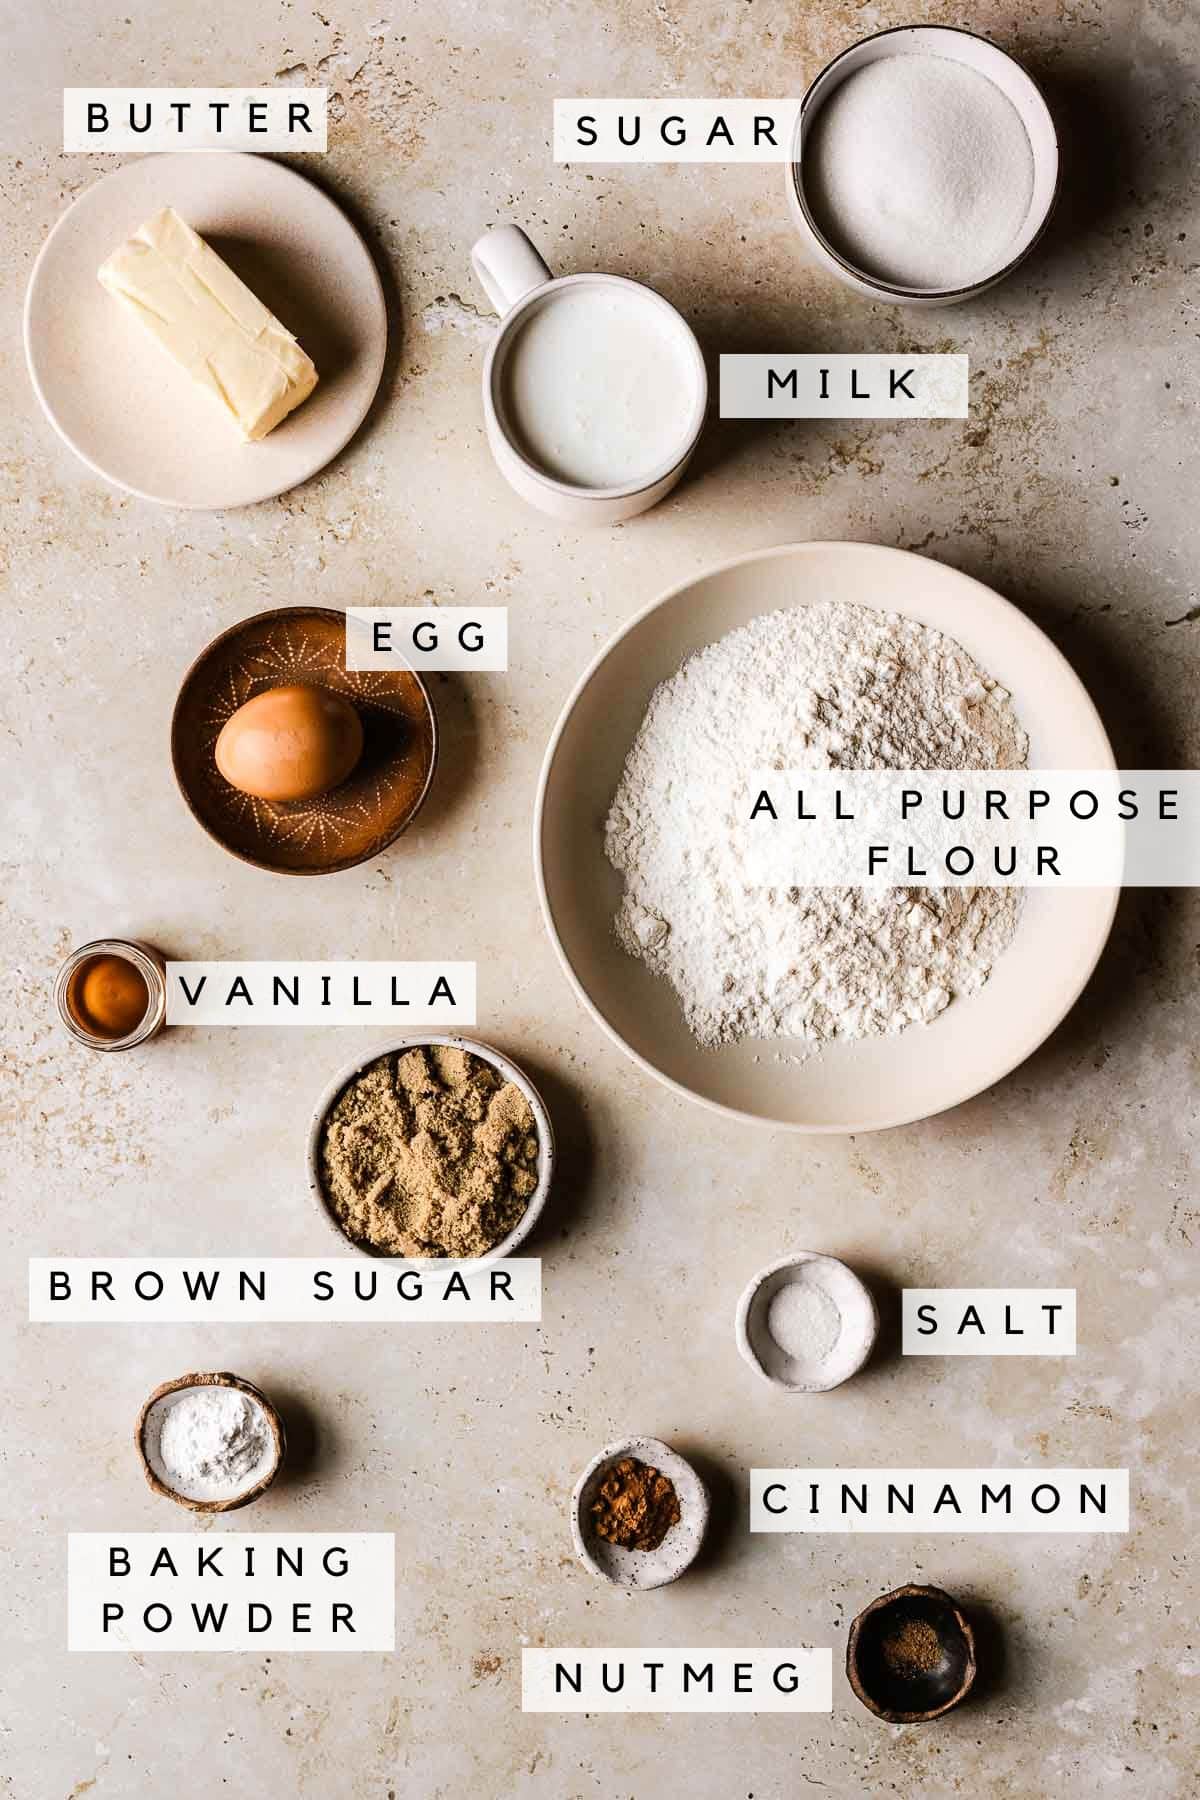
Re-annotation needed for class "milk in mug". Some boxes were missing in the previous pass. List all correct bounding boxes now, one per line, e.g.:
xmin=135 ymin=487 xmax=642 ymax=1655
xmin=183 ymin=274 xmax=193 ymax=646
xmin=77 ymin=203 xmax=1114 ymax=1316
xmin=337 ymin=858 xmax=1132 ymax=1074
xmin=499 ymin=284 xmax=700 ymax=490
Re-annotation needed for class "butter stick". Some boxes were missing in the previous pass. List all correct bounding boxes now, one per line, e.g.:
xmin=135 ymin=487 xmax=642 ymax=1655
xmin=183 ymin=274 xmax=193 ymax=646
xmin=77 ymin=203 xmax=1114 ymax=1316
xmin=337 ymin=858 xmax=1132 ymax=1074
xmin=98 ymin=208 xmax=318 ymax=442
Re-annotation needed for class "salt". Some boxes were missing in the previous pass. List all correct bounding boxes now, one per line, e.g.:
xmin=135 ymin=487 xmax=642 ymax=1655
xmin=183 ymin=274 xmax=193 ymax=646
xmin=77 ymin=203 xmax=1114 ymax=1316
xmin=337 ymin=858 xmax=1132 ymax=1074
xmin=765 ymin=1279 xmax=842 ymax=1367
xmin=803 ymin=53 xmax=1035 ymax=290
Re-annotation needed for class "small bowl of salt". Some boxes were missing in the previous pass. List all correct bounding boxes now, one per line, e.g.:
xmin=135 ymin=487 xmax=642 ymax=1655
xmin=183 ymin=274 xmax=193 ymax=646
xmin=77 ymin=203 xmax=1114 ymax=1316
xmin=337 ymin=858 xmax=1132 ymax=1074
xmin=136 ymin=1372 xmax=286 ymax=1513
xmin=736 ymin=1252 xmax=877 ymax=1392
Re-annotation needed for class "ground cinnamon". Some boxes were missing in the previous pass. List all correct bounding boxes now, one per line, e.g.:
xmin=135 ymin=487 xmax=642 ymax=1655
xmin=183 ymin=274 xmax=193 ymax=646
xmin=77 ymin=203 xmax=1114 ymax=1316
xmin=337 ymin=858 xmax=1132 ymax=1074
xmin=591 ymin=1456 xmax=681 ymax=1552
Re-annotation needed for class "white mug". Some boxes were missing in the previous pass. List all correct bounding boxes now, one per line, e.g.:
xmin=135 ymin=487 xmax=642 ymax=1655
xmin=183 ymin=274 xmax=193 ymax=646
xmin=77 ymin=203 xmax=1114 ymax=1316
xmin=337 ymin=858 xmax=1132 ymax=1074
xmin=471 ymin=224 xmax=707 ymax=525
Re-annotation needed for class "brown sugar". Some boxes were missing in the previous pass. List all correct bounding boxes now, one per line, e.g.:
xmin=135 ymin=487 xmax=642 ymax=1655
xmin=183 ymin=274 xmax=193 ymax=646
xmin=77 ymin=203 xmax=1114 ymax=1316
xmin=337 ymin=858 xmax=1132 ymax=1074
xmin=590 ymin=1457 xmax=682 ymax=1552
xmin=318 ymin=1044 xmax=540 ymax=1258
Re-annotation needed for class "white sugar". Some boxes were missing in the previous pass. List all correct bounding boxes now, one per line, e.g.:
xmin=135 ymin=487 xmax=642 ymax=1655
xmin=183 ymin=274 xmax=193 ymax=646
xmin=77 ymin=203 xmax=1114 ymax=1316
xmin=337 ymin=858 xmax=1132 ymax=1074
xmin=803 ymin=53 xmax=1035 ymax=290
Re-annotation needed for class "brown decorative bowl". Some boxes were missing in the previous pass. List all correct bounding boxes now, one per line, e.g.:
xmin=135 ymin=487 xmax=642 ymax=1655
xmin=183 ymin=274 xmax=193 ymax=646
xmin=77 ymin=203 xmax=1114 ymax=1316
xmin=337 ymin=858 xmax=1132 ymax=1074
xmin=136 ymin=1371 xmax=286 ymax=1514
xmin=846 ymin=1584 xmax=977 ymax=1723
xmin=171 ymin=606 xmax=437 ymax=874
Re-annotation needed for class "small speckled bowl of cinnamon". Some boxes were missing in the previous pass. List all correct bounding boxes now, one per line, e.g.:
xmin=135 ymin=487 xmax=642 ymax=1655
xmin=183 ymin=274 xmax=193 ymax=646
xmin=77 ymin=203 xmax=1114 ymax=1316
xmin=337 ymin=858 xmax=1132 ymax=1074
xmin=571 ymin=1436 xmax=709 ymax=1589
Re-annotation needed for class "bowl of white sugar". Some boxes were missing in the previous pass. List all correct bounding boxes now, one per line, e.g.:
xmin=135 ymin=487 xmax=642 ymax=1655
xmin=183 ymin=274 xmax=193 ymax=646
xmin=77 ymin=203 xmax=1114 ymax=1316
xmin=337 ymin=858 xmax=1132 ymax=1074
xmin=736 ymin=1253 xmax=878 ymax=1392
xmin=788 ymin=25 xmax=1059 ymax=304
xmin=137 ymin=1372 xmax=285 ymax=1513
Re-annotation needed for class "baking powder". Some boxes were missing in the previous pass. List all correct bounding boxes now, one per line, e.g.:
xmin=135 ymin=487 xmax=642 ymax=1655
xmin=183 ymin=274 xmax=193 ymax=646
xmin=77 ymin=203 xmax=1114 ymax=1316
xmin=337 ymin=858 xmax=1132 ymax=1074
xmin=154 ymin=1386 xmax=274 ymax=1501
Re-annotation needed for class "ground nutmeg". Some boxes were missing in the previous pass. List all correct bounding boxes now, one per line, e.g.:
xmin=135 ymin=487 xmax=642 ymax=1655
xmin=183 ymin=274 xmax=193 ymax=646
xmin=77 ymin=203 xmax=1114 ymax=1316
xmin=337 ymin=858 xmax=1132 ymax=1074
xmin=880 ymin=1618 xmax=944 ymax=1679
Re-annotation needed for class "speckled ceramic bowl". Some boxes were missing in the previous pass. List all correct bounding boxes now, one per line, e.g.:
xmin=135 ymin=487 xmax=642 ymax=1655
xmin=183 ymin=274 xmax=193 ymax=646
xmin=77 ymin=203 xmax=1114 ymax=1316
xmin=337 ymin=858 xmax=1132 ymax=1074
xmin=571 ymin=1436 xmax=709 ymax=1589
xmin=307 ymin=1034 xmax=556 ymax=1261
xmin=736 ymin=1251 xmax=878 ymax=1392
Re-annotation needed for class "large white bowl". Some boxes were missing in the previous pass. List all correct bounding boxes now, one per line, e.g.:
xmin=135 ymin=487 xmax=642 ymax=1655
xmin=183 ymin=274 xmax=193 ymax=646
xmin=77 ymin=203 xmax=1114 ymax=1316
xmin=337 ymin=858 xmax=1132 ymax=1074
xmin=534 ymin=542 xmax=1117 ymax=1133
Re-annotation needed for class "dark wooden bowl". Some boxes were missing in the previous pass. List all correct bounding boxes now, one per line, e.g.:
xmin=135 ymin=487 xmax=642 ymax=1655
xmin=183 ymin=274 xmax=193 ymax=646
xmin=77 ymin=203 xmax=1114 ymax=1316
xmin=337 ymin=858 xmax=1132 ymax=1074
xmin=171 ymin=606 xmax=437 ymax=874
xmin=847 ymin=1583 xmax=977 ymax=1723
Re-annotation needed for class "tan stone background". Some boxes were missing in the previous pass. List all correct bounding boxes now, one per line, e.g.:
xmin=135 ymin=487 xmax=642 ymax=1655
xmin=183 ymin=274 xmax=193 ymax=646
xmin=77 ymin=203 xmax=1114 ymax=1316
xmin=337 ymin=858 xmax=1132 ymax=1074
xmin=2 ymin=0 xmax=1197 ymax=1794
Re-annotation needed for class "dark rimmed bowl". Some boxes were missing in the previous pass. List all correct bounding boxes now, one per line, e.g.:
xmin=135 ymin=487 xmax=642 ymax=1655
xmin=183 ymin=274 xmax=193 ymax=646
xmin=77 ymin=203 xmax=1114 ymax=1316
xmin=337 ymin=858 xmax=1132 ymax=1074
xmin=847 ymin=1583 xmax=977 ymax=1722
xmin=171 ymin=606 xmax=437 ymax=875
xmin=786 ymin=24 xmax=1060 ymax=307
xmin=136 ymin=1371 xmax=286 ymax=1513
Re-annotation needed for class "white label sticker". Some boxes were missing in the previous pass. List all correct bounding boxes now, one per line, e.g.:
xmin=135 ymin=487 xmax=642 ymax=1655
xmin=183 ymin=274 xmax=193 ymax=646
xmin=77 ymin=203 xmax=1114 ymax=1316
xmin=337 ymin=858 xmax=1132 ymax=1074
xmin=30 ymin=1258 xmax=540 ymax=1323
xmin=736 ymin=771 xmax=1200 ymax=887
xmin=720 ymin=354 xmax=969 ymax=419
xmin=63 ymin=87 xmax=328 ymax=152
xmin=68 ymin=1534 xmax=394 ymax=1652
xmin=903 ymin=1289 xmax=1076 ymax=1355
xmin=554 ymin=99 xmax=799 ymax=162
xmin=521 ymin=1648 xmax=832 ymax=1712
xmin=164 ymin=962 xmax=475 ymax=1026
xmin=346 ymin=608 xmax=508 ymax=672
xmin=751 ymin=1470 xmax=1129 ymax=1533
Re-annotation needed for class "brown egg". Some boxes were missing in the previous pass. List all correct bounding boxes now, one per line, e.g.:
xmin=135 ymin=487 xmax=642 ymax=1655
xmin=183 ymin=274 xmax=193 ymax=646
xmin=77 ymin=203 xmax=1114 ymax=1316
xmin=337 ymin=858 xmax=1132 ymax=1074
xmin=215 ymin=684 xmax=364 ymax=803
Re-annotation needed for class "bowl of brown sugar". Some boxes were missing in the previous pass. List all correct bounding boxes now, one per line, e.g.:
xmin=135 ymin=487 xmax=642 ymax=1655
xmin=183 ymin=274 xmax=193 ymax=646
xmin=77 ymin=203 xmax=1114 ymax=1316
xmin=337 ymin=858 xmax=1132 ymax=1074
xmin=308 ymin=1035 xmax=554 ymax=1260
xmin=571 ymin=1436 xmax=709 ymax=1589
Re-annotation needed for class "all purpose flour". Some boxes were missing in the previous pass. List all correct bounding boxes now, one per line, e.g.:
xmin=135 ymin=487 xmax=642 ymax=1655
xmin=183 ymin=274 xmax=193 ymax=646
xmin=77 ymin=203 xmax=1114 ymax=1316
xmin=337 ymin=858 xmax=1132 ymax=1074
xmin=605 ymin=600 xmax=1027 ymax=1050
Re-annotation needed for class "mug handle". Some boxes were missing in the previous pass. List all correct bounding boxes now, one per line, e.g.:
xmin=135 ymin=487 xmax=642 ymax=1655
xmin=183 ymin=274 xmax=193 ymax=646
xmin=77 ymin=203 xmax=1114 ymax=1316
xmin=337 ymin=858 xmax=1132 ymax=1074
xmin=471 ymin=225 xmax=553 ymax=316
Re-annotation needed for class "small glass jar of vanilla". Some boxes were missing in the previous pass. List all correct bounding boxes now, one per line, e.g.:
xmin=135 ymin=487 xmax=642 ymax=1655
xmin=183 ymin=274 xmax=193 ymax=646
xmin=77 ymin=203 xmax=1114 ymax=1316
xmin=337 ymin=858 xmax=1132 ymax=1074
xmin=55 ymin=939 xmax=167 ymax=1051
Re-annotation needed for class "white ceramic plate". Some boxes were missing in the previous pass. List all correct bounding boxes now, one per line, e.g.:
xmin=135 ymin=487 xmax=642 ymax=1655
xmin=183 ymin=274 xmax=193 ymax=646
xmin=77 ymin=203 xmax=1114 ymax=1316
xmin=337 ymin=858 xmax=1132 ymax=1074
xmin=535 ymin=542 xmax=1118 ymax=1133
xmin=24 ymin=153 xmax=386 ymax=509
